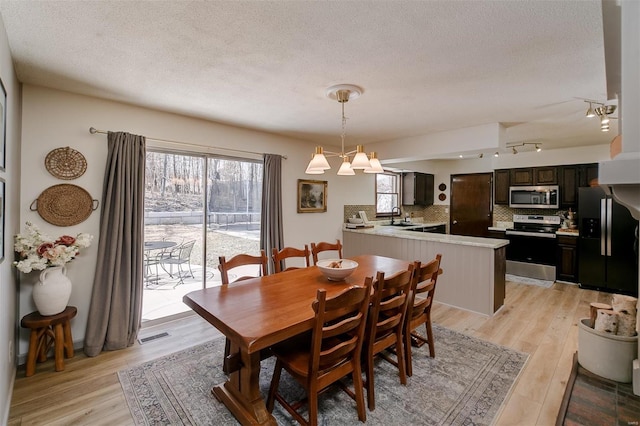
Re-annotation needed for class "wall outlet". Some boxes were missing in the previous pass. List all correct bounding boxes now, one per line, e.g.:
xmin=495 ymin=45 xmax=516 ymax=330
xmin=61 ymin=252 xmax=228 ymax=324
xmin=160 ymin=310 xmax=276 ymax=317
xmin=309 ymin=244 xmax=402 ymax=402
xmin=445 ymin=207 xmax=449 ymax=213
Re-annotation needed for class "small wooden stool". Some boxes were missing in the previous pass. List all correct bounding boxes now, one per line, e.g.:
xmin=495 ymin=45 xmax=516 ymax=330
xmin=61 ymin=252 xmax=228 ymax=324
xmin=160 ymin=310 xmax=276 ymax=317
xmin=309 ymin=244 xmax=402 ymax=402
xmin=20 ymin=306 xmax=77 ymax=377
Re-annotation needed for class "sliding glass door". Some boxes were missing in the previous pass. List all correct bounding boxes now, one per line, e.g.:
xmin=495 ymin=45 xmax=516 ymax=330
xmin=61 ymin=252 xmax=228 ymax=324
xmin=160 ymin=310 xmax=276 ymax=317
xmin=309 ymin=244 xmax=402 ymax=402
xmin=142 ymin=150 xmax=262 ymax=323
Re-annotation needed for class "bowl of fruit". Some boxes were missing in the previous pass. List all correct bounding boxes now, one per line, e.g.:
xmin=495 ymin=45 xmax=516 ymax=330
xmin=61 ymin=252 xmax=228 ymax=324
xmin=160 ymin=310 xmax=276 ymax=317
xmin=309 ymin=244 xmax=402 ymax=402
xmin=316 ymin=259 xmax=358 ymax=281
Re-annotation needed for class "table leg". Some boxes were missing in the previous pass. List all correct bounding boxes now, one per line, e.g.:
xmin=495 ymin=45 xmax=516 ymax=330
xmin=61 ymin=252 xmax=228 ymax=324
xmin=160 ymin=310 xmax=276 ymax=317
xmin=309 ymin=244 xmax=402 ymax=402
xmin=212 ymin=342 xmax=276 ymax=425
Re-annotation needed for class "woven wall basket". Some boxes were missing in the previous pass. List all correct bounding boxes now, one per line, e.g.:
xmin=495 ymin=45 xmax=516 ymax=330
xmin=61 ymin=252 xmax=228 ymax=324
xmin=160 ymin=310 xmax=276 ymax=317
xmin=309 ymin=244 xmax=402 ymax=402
xmin=30 ymin=184 xmax=99 ymax=226
xmin=45 ymin=147 xmax=87 ymax=180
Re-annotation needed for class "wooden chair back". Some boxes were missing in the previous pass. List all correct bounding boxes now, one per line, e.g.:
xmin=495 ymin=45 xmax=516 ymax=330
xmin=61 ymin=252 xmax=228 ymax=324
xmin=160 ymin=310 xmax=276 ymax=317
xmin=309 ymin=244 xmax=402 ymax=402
xmin=404 ymin=254 xmax=442 ymax=374
xmin=272 ymin=245 xmax=310 ymax=273
xmin=218 ymin=250 xmax=268 ymax=285
xmin=267 ymin=277 xmax=373 ymax=424
xmin=310 ymin=239 xmax=343 ymax=265
xmin=363 ymin=262 xmax=416 ymax=410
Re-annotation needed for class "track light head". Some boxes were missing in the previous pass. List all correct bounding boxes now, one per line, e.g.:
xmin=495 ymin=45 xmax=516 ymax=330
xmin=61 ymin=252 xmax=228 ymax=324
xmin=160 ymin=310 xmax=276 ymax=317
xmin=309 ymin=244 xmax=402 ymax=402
xmin=585 ymin=101 xmax=595 ymax=118
xmin=512 ymin=146 xmax=518 ymax=154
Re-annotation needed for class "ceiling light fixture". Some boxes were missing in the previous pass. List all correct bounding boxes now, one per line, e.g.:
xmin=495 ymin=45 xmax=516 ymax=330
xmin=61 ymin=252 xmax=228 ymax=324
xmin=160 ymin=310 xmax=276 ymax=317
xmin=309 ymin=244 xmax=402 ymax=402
xmin=494 ymin=152 xmax=499 ymax=157
xmin=585 ymin=101 xmax=596 ymax=118
xmin=506 ymin=141 xmax=543 ymax=154
xmin=585 ymin=101 xmax=617 ymax=131
xmin=305 ymin=84 xmax=383 ymax=175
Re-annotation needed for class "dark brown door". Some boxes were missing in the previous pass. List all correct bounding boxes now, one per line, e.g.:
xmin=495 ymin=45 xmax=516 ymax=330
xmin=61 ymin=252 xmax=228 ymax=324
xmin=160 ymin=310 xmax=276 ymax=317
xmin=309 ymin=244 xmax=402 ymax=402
xmin=450 ymin=173 xmax=493 ymax=237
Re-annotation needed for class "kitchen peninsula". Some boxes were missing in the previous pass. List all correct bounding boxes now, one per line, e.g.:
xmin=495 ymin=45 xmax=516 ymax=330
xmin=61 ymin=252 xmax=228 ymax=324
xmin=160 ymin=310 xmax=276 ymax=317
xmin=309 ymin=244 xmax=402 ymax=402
xmin=343 ymin=224 xmax=509 ymax=316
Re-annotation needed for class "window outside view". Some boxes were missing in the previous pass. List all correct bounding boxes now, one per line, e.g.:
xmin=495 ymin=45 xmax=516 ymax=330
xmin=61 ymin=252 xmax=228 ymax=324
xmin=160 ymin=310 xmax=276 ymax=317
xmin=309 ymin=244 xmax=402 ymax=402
xmin=376 ymin=172 xmax=400 ymax=215
xmin=142 ymin=151 xmax=262 ymax=322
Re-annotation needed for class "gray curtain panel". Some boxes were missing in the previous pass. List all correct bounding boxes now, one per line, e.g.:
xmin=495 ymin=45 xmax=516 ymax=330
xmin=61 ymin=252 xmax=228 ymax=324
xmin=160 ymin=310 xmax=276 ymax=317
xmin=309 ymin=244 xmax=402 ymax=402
xmin=84 ymin=131 xmax=146 ymax=357
xmin=260 ymin=154 xmax=284 ymax=274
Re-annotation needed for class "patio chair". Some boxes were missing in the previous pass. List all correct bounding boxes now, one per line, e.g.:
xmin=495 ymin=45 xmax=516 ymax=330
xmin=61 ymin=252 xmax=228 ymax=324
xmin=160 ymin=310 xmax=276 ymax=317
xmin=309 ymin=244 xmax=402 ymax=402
xmin=160 ymin=240 xmax=196 ymax=288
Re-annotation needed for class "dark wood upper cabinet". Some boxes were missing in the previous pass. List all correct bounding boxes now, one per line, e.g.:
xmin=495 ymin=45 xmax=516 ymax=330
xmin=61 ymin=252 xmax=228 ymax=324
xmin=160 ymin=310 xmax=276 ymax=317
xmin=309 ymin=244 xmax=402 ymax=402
xmin=510 ymin=168 xmax=534 ymax=185
xmin=534 ymin=167 xmax=558 ymax=185
xmin=494 ymin=169 xmax=510 ymax=205
xmin=560 ymin=165 xmax=579 ymax=206
xmin=403 ymin=172 xmax=434 ymax=206
xmin=495 ymin=163 xmax=598 ymax=208
xmin=510 ymin=166 xmax=558 ymax=186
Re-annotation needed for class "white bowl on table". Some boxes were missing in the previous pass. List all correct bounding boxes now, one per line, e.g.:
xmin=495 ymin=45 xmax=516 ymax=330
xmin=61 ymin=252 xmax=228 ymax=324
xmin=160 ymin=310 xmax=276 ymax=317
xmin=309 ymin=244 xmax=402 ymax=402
xmin=316 ymin=259 xmax=359 ymax=281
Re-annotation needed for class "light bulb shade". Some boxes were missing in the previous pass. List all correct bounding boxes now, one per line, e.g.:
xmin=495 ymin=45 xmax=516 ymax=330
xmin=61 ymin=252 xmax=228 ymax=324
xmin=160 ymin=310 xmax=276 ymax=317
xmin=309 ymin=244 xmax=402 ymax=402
xmin=601 ymin=123 xmax=610 ymax=132
xmin=308 ymin=146 xmax=331 ymax=170
xmin=364 ymin=152 xmax=384 ymax=173
xmin=586 ymin=103 xmax=595 ymax=118
xmin=337 ymin=157 xmax=355 ymax=175
xmin=350 ymin=145 xmax=372 ymax=169
xmin=305 ymin=163 xmax=325 ymax=174
xmin=494 ymin=152 xmax=499 ymax=157
xmin=600 ymin=115 xmax=610 ymax=125
xmin=535 ymin=144 xmax=542 ymax=152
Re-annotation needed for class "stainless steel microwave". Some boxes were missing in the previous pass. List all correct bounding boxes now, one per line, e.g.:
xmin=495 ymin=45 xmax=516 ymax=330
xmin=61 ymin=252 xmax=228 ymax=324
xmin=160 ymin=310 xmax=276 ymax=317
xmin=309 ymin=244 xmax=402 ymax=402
xmin=509 ymin=185 xmax=559 ymax=209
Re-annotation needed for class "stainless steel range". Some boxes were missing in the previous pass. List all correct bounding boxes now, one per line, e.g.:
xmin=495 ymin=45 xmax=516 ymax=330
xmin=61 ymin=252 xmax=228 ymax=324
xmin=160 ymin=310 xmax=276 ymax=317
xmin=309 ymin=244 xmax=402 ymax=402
xmin=505 ymin=214 xmax=561 ymax=280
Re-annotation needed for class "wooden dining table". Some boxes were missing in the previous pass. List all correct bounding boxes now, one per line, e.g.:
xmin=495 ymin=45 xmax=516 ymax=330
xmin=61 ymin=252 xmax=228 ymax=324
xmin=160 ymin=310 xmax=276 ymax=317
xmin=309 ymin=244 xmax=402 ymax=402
xmin=183 ymin=254 xmax=411 ymax=425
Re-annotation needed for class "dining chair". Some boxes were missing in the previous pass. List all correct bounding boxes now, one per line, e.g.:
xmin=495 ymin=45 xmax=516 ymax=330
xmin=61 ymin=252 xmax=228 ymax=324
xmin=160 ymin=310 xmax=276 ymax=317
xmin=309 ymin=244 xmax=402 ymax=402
xmin=266 ymin=278 xmax=373 ymax=425
xmin=218 ymin=250 xmax=268 ymax=285
xmin=272 ymin=245 xmax=310 ymax=273
xmin=404 ymin=254 xmax=442 ymax=376
xmin=160 ymin=240 xmax=196 ymax=288
xmin=362 ymin=262 xmax=416 ymax=411
xmin=310 ymin=239 xmax=343 ymax=265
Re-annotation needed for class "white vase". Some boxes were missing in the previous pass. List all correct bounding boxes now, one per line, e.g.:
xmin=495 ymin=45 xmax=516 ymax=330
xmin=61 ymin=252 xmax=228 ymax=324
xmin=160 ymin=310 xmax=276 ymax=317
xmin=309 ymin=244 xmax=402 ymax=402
xmin=32 ymin=266 xmax=72 ymax=316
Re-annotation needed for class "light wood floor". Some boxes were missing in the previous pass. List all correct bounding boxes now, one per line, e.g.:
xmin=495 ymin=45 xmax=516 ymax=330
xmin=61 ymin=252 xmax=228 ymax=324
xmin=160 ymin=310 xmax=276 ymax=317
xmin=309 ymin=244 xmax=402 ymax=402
xmin=8 ymin=281 xmax=610 ymax=425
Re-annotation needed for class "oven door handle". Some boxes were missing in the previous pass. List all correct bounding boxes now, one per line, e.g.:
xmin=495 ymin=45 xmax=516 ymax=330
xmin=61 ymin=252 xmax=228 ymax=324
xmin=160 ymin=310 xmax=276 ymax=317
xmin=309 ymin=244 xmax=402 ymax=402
xmin=505 ymin=230 xmax=557 ymax=239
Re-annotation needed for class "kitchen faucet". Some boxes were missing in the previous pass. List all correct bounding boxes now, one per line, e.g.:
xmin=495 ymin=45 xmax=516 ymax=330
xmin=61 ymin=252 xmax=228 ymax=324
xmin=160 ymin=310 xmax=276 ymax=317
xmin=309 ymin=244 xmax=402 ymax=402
xmin=390 ymin=206 xmax=401 ymax=225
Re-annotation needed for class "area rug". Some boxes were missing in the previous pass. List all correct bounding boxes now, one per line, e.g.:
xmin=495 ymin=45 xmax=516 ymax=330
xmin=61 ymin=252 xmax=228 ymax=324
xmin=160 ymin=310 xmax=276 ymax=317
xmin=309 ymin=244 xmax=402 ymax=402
xmin=118 ymin=325 xmax=528 ymax=425
xmin=506 ymin=273 xmax=555 ymax=288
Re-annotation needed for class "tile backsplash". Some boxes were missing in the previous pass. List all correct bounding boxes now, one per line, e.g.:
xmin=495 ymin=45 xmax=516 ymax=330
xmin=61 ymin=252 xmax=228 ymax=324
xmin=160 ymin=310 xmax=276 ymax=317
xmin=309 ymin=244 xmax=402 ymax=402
xmin=346 ymin=204 xmax=567 ymax=227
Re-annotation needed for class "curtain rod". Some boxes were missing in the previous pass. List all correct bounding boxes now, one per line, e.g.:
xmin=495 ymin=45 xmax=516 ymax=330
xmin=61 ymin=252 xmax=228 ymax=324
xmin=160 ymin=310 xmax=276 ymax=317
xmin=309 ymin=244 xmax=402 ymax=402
xmin=89 ymin=127 xmax=287 ymax=159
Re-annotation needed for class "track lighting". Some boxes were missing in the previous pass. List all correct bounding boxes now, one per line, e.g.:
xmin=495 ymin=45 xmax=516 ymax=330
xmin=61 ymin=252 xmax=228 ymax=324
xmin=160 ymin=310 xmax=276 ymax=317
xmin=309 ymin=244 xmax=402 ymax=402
xmin=494 ymin=152 xmax=499 ymax=157
xmin=585 ymin=101 xmax=617 ymax=131
xmin=479 ymin=153 xmax=484 ymax=159
xmin=505 ymin=141 xmax=543 ymax=154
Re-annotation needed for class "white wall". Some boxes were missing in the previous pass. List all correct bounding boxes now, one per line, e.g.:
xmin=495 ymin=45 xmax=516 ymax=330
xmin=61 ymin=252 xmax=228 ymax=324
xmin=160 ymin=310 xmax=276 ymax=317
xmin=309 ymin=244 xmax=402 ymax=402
xmin=0 ymin=15 xmax=22 ymax=426
xmin=17 ymin=85 xmax=373 ymax=357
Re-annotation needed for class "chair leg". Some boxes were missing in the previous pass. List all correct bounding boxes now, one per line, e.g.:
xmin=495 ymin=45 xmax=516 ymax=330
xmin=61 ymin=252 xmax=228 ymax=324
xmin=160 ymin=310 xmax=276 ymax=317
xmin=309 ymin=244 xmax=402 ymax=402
xmin=405 ymin=326 xmax=414 ymax=377
xmin=352 ymin=361 xmax=367 ymax=422
xmin=425 ymin=320 xmax=435 ymax=358
xmin=308 ymin=382 xmax=319 ymax=426
xmin=365 ymin=353 xmax=375 ymax=411
xmin=395 ymin=334 xmax=407 ymax=385
xmin=266 ymin=359 xmax=283 ymax=412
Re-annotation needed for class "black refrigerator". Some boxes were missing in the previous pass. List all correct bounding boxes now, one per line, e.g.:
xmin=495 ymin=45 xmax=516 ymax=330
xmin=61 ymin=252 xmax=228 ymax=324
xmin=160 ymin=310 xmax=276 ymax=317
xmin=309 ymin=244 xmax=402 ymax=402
xmin=578 ymin=187 xmax=639 ymax=295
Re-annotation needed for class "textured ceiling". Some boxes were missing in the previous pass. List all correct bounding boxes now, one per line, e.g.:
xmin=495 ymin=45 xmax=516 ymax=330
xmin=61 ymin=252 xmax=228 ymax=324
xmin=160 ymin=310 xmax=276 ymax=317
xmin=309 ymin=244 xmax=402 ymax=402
xmin=0 ymin=1 xmax=617 ymax=160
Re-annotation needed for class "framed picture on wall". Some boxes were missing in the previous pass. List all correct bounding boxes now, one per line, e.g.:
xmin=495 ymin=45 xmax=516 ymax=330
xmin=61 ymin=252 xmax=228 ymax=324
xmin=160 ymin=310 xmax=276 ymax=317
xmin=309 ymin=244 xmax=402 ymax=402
xmin=0 ymin=178 xmax=5 ymax=263
xmin=297 ymin=179 xmax=327 ymax=213
xmin=0 ymin=78 xmax=6 ymax=171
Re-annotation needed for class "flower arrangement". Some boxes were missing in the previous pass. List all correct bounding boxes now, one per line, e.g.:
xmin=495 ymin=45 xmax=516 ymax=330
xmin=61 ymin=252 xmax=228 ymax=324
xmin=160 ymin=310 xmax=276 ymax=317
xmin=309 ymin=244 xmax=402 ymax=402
xmin=13 ymin=222 xmax=93 ymax=273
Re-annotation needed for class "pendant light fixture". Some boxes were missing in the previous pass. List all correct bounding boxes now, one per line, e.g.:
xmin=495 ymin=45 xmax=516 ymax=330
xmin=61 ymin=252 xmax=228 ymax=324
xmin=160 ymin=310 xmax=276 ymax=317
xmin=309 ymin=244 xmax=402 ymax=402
xmin=305 ymin=84 xmax=384 ymax=175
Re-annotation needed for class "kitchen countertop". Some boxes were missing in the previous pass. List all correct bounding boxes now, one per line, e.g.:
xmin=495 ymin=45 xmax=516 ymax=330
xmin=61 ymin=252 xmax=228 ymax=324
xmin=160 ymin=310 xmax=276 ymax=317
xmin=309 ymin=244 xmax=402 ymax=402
xmin=343 ymin=223 xmax=509 ymax=249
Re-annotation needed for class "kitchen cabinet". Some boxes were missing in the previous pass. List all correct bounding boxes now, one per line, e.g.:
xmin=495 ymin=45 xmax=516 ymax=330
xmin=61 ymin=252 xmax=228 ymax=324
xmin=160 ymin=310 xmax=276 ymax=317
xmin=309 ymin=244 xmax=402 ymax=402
xmin=402 ymin=172 xmax=434 ymax=206
xmin=560 ymin=163 xmax=598 ymax=208
xmin=494 ymin=170 xmax=510 ymax=205
xmin=510 ymin=166 xmax=558 ymax=186
xmin=556 ymin=234 xmax=578 ymax=282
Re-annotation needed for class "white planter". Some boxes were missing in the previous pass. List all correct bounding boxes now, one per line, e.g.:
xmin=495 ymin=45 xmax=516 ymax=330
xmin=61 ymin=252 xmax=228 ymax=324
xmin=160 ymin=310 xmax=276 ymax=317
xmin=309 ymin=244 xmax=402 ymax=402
xmin=32 ymin=266 xmax=72 ymax=316
xmin=578 ymin=318 xmax=638 ymax=383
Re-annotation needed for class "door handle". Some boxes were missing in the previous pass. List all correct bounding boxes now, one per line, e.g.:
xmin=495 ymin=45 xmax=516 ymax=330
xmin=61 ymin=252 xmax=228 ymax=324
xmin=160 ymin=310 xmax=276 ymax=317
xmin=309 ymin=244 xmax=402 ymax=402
xmin=453 ymin=220 xmax=458 ymax=225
